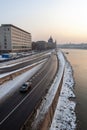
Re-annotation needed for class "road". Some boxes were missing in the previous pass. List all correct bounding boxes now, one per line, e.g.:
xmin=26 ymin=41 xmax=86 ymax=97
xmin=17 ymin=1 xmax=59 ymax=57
xmin=0 ymin=54 xmax=50 ymax=74
xmin=0 ymin=53 xmax=58 ymax=130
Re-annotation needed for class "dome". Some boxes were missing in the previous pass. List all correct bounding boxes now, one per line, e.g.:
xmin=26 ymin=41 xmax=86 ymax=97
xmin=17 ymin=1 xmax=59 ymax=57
xmin=48 ymin=36 xmax=53 ymax=43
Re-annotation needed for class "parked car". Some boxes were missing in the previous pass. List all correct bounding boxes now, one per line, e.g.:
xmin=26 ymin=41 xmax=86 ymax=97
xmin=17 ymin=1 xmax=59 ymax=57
xmin=19 ymin=82 xmax=32 ymax=93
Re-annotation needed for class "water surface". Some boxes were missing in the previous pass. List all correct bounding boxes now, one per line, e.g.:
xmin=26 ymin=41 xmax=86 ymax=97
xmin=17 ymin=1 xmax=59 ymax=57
xmin=63 ymin=49 xmax=87 ymax=130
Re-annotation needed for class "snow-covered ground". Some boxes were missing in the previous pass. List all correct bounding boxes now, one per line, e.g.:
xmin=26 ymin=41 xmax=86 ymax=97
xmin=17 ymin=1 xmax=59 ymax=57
xmin=50 ymin=61 xmax=76 ymax=130
xmin=0 ymin=62 xmax=45 ymax=103
xmin=32 ymin=50 xmax=76 ymax=130
xmin=0 ymin=51 xmax=51 ymax=68
xmin=0 ymin=55 xmax=48 ymax=69
xmin=0 ymin=59 xmax=47 ymax=78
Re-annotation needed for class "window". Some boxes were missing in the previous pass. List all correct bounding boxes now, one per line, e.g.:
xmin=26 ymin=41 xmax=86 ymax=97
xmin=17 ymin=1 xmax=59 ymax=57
xmin=4 ymin=45 xmax=7 ymax=49
xmin=4 ymin=38 xmax=7 ymax=42
xmin=4 ymin=42 xmax=7 ymax=45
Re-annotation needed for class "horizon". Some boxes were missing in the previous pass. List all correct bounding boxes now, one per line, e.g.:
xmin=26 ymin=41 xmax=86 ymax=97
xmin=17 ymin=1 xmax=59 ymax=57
xmin=0 ymin=0 xmax=87 ymax=44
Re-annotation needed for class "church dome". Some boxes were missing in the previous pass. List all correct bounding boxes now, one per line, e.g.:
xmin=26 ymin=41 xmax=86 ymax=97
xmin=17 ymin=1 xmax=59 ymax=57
xmin=48 ymin=36 xmax=53 ymax=43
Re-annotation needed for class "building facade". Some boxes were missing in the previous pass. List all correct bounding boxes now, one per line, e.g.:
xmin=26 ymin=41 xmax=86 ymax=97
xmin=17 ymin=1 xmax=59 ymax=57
xmin=48 ymin=36 xmax=56 ymax=49
xmin=32 ymin=41 xmax=48 ymax=50
xmin=32 ymin=36 xmax=56 ymax=51
xmin=0 ymin=24 xmax=31 ymax=52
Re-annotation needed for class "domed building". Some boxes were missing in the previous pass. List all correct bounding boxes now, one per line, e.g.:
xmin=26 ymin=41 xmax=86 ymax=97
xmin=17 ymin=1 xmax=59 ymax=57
xmin=32 ymin=36 xmax=56 ymax=51
xmin=48 ymin=36 xmax=53 ymax=43
xmin=48 ymin=36 xmax=56 ymax=49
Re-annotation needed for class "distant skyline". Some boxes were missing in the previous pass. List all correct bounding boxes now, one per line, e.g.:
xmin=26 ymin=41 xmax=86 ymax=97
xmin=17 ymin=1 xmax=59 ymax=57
xmin=0 ymin=0 xmax=87 ymax=44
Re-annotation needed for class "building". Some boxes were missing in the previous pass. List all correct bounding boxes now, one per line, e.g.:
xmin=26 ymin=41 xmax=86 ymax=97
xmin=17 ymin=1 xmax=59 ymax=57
xmin=32 ymin=41 xmax=48 ymax=50
xmin=32 ymin=36 xmax=56 ymax=51
xmin=48 ymin=36 xmax=56 ymax=49
xmin=48 ymin=36 xmax=53 ymax=43
xmin=0 ymin=24 xmax=31 ymax=53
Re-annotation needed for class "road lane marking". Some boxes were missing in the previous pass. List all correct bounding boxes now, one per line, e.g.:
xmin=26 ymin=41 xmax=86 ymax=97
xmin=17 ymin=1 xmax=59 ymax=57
xmin=0 ymin=64 xmax=51 ymax=125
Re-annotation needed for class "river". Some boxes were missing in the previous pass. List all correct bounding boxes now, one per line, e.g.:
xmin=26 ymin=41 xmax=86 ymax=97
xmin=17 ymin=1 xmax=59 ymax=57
xmin=62 ymin=49 xmax=87 ymax=130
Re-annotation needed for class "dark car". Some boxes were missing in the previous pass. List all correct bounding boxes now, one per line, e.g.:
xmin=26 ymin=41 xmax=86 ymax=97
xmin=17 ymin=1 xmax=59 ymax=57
xmin=19 ymin=82 xmax=32 ymax=93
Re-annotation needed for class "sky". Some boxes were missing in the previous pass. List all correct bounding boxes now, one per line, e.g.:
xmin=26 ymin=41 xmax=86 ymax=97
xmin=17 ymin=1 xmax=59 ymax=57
xmin=0 ymin=0 xmax=87 ymax=44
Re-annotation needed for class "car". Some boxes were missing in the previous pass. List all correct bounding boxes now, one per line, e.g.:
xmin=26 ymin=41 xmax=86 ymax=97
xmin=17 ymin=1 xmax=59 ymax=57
xmin=19 ymin=82 xmax=32 ymax=93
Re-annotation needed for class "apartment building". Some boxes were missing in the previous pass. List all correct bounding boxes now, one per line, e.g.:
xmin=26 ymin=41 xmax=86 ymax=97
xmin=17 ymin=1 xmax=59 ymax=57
xmin=0 ymin=24 xmax=32 ymax=52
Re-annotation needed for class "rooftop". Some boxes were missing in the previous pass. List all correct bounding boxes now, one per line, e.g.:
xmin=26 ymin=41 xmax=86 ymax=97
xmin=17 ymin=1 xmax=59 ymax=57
xmin=1 ymin=24 xmax=31 ymax=35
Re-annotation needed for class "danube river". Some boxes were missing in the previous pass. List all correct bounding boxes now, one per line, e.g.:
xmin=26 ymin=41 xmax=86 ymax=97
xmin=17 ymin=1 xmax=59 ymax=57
xmin=62 ymin=49 xmax=87 ymax=130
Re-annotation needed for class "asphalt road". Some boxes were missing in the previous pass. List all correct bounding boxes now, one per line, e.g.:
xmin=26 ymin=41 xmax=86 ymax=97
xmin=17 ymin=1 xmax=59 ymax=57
xmin=0 ymin=54 xmax=50 ymax=74
xmin=0 ymin=53 xmax=58 ymax=130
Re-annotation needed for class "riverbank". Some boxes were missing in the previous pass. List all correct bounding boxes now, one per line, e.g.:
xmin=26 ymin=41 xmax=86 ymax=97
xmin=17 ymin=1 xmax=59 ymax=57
xmin=50 ymin=56 xmax=76 ymax=130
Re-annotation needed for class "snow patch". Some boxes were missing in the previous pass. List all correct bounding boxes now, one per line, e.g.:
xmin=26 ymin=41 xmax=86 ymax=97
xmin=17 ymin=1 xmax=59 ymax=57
xmin=0 ymin=59 xmax=47 ymax=78
xmin=0 ymin=62 xmax=44 ymax=103
xmin=50 ymin=61 xmax=76 ymax=130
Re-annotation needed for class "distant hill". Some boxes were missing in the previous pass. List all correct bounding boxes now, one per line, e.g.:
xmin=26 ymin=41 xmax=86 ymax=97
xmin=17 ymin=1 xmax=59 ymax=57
xmin=57 ymin=43 xmax=87 ymax=49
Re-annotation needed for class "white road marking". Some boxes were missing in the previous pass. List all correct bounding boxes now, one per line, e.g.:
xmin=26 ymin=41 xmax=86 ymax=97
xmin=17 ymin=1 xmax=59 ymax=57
xmin=0 ymin=67 xmax=50 ymax=125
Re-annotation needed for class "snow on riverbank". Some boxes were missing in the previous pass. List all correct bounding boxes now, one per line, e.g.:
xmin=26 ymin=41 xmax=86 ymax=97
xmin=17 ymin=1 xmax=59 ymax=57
xmin=0 ymin=62 xmax=45 ymax=103
xmin=50 ymin=61 xmax=76 ymax=130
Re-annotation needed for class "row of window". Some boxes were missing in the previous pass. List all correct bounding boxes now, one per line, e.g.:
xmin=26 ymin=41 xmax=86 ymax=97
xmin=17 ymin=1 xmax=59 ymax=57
xmin=12 ymin=42 xmax=30 ymax=46
xmin=12 ymin=45 xmax=30 ymax=49
xmin=3 ymin=43 xmax=30 ymax=50
xmin=11 ymin=37 xmax=31 ymax=42
xmin=11 ymin=31 xmax=30 ymax=38
xmin=4 ymin=33 xmax=31 ymax=40
xmin=11 ymin=32 xmax=31 ymax=37
xmin=12 ymin=40 xmax=31 ymax=44
xmin=11 ymin=27 xmax=30 ymax=38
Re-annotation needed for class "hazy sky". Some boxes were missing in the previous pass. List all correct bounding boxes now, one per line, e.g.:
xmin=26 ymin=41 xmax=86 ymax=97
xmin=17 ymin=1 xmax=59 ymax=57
xmin=0 ymin=0 xmax=87 ymax=43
